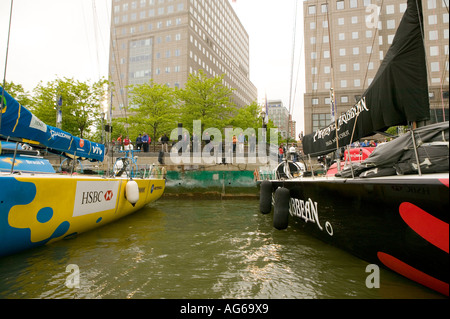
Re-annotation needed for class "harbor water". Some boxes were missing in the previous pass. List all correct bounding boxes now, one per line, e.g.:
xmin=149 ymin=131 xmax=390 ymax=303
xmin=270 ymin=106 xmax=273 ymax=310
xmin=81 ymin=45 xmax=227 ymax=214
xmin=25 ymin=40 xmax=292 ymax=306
xmin=0 ymin=198 xmax=444 ymax=300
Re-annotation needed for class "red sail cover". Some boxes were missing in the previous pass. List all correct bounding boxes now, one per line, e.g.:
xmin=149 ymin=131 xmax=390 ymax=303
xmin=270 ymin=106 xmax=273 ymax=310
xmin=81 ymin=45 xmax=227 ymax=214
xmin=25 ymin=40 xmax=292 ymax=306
xmin=303 ymin=0 xmax=429 ymax=156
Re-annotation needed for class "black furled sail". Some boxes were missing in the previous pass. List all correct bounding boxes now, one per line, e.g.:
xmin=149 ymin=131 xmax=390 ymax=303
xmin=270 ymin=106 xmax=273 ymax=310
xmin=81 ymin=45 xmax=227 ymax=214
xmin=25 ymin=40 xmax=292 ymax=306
xmin=303 ymin=0 xmax=429 ymax=156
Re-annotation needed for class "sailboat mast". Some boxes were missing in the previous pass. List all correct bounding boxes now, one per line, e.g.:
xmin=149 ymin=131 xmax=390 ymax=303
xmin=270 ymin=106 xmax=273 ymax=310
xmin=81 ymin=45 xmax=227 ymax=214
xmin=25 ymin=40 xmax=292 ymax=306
xmin=287 ymin=0 xmax=299 ymax=142
xmin=325 ymin=0 xmax=341 ymax=170
xmin=1 ymin=0 xmax=14 ymax=132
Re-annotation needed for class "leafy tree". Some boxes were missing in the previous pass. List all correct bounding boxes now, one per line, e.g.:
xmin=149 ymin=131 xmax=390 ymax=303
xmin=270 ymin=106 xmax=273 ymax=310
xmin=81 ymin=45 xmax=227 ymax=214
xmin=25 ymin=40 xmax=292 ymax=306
xmin=1 ymin=81 xmax=32 ymax=107
xmin=32 ymin=77 xmax=108 ymax=141
xmin=127 ymin=80 xmax=178 ymax=145
xmin=176 ymin=70 xmax=237 ymax=131
xmin=229 ymin=101 xmax=262 ymax=130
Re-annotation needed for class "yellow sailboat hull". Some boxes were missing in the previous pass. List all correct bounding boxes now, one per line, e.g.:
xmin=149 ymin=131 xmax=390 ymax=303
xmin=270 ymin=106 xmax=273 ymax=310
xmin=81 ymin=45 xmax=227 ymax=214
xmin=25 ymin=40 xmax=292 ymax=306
xmin=0 ymin=173 xmax=165 ymax=257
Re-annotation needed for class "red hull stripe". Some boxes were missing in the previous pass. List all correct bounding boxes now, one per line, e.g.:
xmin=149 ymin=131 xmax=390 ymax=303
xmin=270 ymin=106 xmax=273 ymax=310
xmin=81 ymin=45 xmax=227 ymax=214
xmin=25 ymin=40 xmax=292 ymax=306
xmin=378 ymin=252 xmax=449 ymax=296
xmin=439 ymin=178 xmax=449 ymax=188
xmin=399 ymin=202 xmax=449 ymax=253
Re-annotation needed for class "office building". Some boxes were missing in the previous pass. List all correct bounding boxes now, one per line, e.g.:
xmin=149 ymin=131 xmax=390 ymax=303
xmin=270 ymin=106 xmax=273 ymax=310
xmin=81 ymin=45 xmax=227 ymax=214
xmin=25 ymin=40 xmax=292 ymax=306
xmin=303 ymin=0 xmax=449 ymax=135
xmin=109 ymin=0 xmax=257 ymax=117
xmin=267 ymin=100 xmax=297 ymax=139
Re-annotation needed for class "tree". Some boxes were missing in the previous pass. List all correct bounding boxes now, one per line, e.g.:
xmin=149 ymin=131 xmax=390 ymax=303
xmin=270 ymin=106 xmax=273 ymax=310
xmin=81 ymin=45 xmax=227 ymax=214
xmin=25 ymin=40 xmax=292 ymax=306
xmin=32 ymin=77 xmax=108 ymax=141
xmin=229 ymin=101 xmax=262 ymax=130
xmin=176 ymin=70 xmax=237 ymax=131
xmin=127 ymin=80 xmax=177 ymax=145
xmin=1 ymin=81 xmax=32 ymax=107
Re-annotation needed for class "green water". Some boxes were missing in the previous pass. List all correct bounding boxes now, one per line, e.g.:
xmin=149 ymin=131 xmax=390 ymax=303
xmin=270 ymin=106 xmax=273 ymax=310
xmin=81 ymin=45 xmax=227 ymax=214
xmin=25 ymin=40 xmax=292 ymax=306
xmin=0 ymin=199 xmax=444 ymax=299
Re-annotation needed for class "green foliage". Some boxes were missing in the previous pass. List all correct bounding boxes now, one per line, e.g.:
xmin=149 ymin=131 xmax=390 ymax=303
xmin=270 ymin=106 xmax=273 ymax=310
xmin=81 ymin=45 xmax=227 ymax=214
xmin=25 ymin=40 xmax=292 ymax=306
xmin=229 ymin=101 xmax=261 ymax=130
xmin=176 ymin=70 xmax=237 ymax=131
xmin=1 ymin=81 xmax=32 ymax=107
xmin=127 ymin=80 xmax=178 ymax=144
xmin=32 ymin=77 xmax=108 ymax=141
xmin=6 ymin=71 xmax=271 ymax=146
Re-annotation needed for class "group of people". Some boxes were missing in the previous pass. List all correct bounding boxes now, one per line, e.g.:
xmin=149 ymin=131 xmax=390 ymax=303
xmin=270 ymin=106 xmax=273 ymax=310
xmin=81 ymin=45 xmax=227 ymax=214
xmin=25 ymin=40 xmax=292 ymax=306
xmin=279 ymin=143 xmax=299 ymax=162
xmin=115 ymin=133 xmax=151 ymax=152
xmin=114 ymin=133 xmax=172 ymax=153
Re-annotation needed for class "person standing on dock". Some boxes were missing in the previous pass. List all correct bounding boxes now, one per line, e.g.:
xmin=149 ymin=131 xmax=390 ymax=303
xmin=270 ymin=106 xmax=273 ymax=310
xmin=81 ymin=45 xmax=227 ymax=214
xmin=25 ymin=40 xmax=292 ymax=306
xmin=136 ymin=134 xmax=143 ymax=150
xmin=161 ymin=133 xmax=169 ymax=152
xmin=142 ymin=133 xmax=149 ymax=152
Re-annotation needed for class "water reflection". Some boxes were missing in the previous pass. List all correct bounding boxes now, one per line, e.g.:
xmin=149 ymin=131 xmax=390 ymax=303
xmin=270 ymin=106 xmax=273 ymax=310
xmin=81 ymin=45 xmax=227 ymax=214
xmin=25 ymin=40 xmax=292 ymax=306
xmin=0 ymin=199 xmax=444 ymax=299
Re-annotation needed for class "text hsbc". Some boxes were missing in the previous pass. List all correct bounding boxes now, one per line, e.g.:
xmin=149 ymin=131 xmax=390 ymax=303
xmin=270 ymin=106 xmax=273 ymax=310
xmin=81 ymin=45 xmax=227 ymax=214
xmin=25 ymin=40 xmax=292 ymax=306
xmin=82 ymin=191 xmax=108 ymax=204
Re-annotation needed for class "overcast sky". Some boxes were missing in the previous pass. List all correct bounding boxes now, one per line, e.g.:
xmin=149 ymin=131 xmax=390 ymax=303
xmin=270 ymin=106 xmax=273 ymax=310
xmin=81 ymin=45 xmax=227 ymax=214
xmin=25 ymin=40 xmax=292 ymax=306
xmin=0 ymin=0 xmax=305 ymax=132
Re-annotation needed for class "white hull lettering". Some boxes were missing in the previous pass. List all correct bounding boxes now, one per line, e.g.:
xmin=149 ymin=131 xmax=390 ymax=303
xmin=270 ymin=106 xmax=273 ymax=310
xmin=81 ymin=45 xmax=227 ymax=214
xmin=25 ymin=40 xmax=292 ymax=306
xmin=289 ymin=198 xmax=323 ymax=231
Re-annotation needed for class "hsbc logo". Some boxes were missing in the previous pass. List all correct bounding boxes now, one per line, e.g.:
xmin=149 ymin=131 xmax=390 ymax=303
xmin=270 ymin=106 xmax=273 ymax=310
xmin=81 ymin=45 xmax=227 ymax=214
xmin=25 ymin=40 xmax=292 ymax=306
xmin=81 ymin=189 xmax=114 ymax=204
xmin=73 ymin=181 xmax=119 ymax=217
xmin=104 ymin=190 xmax=114 ymax=201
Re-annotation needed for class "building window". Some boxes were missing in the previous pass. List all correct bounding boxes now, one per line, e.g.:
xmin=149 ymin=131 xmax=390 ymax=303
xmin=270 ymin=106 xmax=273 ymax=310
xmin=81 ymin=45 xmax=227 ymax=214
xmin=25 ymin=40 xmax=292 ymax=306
xmin=387 ymin=20 xmax=395 ymax=29
xmin=313 ymin=113 xmax=332 ymax=131
xmin=386 ymin=4 xmax=395 ymax=14
xmin=431 ymin=62 xmax=440 ymax=72
xmin=429 ymin=30 xmax=439 ymax=40
xmin=428 ymin=0 xmax=437 ymax=9
xmin=428 ymin=15 xmax=438 ymax=25
xmin=308 ymin=5 xmax=316 ymax=14
xmin=337 ymin=1 xmax=345 ymax=10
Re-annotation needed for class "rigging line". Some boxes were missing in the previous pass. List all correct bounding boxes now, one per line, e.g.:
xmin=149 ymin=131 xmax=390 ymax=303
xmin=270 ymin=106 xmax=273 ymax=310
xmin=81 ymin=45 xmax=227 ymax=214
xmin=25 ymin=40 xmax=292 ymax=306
xmin=110 ymin=34 xmax=128 ymax=120
xmin=310 ymin=0 xmax=320 ymax=109
xmin=102 ymin=0 xmax=125 ymax=118
xmin=416 ymin=0 xmax=433 ymax=119
xmin=431 ymin=3 xmax=448 ymax=122
xmin=324 ymin=0 xmax=340 ymax=152
xmin=288 ymin=0 xmax=298 ymax=116
xmin=361 ymin=0 xmax=383 ymax=97
xmin=91 ymin=1 xmax=103 ymax=80
xmin=1 ymin=0 xmax=14 ymax=133
xmin=81 ymin=1 xmax=96 ymax=79
xmin=439 ymin=53 xmax=449 ymax=121
xmin=350 ymin=0 xmax=384 ymax=146
xmin=108 ymin=5 xmax=129 ymax=121
xmin=287 ymin=0 xmax=299 ymax=141
xmin=292 ymin=30 xmax=304 ymax=120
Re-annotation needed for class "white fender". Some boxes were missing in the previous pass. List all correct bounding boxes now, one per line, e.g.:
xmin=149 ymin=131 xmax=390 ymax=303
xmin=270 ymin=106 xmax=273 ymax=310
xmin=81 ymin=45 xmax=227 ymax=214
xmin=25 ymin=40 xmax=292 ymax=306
xmin=125 ymin=180 xmax=139 ymax=206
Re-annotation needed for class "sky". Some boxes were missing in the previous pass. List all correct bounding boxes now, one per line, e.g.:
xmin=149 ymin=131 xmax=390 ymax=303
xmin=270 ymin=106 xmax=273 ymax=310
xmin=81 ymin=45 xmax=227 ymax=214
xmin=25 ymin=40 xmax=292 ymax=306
xmin=0 ymin=0 xmax=305 ymax=133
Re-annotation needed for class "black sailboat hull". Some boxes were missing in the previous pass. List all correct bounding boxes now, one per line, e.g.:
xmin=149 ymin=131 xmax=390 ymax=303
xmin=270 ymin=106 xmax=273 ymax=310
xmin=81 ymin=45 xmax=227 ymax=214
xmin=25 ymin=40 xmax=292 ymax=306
xmin=265 ymin=174 xmax=449 ymax=296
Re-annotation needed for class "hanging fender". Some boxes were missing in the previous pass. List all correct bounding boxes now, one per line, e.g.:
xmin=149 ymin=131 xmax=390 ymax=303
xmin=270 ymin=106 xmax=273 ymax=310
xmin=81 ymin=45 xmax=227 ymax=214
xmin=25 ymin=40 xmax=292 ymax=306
xmin=125 ymin=179 xmax=139 ymax=207
xmin=273 ymin=187 xmax=290 ymax=230
xmin=259 ymin=180 xmax=273 ymax=214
